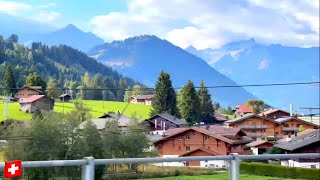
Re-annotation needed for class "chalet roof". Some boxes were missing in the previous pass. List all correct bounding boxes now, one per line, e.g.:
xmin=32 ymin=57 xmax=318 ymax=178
xmin=147 ymin=134 xmax=163 ymax=142
xmin=18 ymin=86 xmax=43 ymax=93
xmin=179 ymin=147 xmax=222 ymax=157
xmin=80 ymin=114 xmax=133 ymax=129
xmin=259 ymin=109 xmax=290 ymax=116
xmin=236 ymin=104 xmax=253 ymax=113
xmin=132 ymin=94 xmax=155 ymax=100
xmin=19 ymin=95 xmax=46 ymax=103
xmin=155 ymin=127 xmax=252 ymax=145
xmin=215 ymin=112 xmax=228 ymax=121
xmin=225 ymin=114 xmax=277 ymax=124
xmin=274 ymin=129 xmax=320 ymax=151
xmin=274 ymin=117 xmax=319 ymax=127
xmin=148 ymin=113 xmax=188 ymax=126
xmin=59 ymin=94 xmax=71 ymax=98
xmin=246 ymin=140 xmax=272 ymax=147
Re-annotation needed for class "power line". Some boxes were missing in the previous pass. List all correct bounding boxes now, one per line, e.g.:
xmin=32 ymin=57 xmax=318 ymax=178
xmin=0 ymin=81 xmax=319 ymax=91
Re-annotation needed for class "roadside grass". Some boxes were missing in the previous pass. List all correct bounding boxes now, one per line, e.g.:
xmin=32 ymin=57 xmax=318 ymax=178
xmin=144 ymin=173 xmax=305 ymax=180
xmin=0 ymin=100 xmax=152 ymax=122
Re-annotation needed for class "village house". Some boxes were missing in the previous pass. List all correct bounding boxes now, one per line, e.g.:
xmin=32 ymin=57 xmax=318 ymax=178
xmin=79 ymin=113 xmax=133 ymax=131
xmin=130 ymin=94 xmax=155 ymax=105
xmin=259 ymin=109 xmax=290 ymax=120
xmin=15 ymin=86 xmax=43 ymax=99
xmin=153 ymin=125 xmax=253 ymax=167
xmin=245 ymin=139 xmax=273 ymax=155
xmin=59 ymin=94 xmax=72 ymax=102
xmin=19 ymin=95 xmax=54 ymax=113
xmin=233 ymin=104 xmax=253 ymax=117
xmin=225 ymin=114 xmax=319 ymax=140
xmin=274 ymin=129 xmax=320 ymax=168
xmin=143 ymin=113 xmax=188 ymax=135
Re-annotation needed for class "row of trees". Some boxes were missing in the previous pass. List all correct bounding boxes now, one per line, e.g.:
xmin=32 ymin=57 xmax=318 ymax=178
xmin=3 ymin=100 xmax=152 ymax=179
xmin=151 ymin=71 xmax=216 ymax=125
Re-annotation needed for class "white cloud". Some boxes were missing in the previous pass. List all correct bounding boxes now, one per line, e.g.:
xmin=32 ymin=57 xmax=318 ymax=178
xmin=258 ymin=59 xmax=270 ymax=70
xmin=0 ymin=1 xmax=32 ymax=15
xmin=89 ymin=0 xmax=319 ymax=49
xmin=32 ymin=11 xmax=60 ymax=23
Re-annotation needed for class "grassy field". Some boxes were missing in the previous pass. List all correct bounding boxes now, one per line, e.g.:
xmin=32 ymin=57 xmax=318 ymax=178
xmin=0 ymin=100 xmax=152 ymax=122
xmin=145 ymin=173 xmax=305 ymax=180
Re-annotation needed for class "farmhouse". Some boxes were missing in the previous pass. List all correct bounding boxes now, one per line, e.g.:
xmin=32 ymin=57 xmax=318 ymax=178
xmin=59 ymin=94 xmax=71 ymax=102
xmin=274 ymin=129 xmax=320 ymax=168
xmin=130 ymin=94 xmax=155 ymax=105
xmin=226 ymin=114 xmax=319 ymax=140
xmin=246 ymin=139 xmax=273 ymax=155
xmin=234 ymin=104 xmax=253 ymax=117
xmin=19 ymin=95 xmax=54 ymax=113
xmin=79 ymin=113 xmax=133 ymax=131
xmin=15 ymin=86 xmax=43 ymax=99
xmin=153 ymin=126 xmax=253 ymax=167
xmin=144 ymin=113 xmax=188 ymax=135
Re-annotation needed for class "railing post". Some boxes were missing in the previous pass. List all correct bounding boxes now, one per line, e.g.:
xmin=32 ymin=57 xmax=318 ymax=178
xmin=229 ymin=153 xmax=239 ymax=180
xmin=82 ymin=157 xmax=95 ymax=180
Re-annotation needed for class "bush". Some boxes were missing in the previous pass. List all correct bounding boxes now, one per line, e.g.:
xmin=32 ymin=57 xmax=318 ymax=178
xmin=240 ymin=162 xmax=320 ymax=180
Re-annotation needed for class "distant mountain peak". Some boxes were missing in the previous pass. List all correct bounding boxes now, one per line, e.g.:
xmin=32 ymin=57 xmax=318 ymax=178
xmin=185 ymin=45 xmax=197 ymax=51
xmin=57 ymin=24 xmax=82 ymax=33
xmin=222 ymin=38 xmax=258 ymax=50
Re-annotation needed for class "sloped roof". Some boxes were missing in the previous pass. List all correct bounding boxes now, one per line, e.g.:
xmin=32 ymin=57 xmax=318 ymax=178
xmin=274 ymin=129 xmax=320 ymax=151
xmin=154 ymin=127 xmax=252 ymax=145
xmin=259 ymin=109 xmax=290 ymax=116
xmin=148 ymin=113 xmax=188 ymax=126
xmin=236 ymin=104 xmax=253 ymax=113
xmin=225 ymin=114 xmax=278 ymax=124
xmin=18 ymin=86 xmax=43 ymax=93
xmin=59 ymin=94 xmax=71 ymax=98
xmin=19 ymin=95 xmax=45 ymax=103
xmin=179 ymin=147 xmax=222 ymax=156
xmin=132 ymin=94 xmax=155 ymax=100
xmin=215 ymin=112 xmax=228 ymax=121
xmin=275 ymin=117 xmax=319 ymax=127
xmin=246 ymin=140 xmax=272 ymax=147
xmin=79 ymin=114 xmax=133 ymax=129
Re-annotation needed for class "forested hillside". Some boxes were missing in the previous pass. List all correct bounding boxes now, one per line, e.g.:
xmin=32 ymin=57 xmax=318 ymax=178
xmin=0 ymin=34 xmax=142 ymax=101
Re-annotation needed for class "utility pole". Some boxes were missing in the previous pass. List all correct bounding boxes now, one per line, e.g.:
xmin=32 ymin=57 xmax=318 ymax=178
xmin=299 ymin=107 xmax=320 ymax=123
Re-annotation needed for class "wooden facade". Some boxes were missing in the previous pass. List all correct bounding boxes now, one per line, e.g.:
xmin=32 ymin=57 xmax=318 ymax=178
xmin=15 ymin=87 xmax=42 ymax=99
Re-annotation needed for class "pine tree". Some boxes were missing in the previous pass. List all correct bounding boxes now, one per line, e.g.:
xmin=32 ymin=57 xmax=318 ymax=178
xmin=151 ymin=71 xmax=177 ymax=116
xmin=25 ymin=72 xmax=47 ymax=92
xmin=177 ymin=80 xmax=200 ymax=125
xmin=3 ymin=65 xmax=16 ymax=96
xmin=198 ymin=81 xmax=215 ymax=124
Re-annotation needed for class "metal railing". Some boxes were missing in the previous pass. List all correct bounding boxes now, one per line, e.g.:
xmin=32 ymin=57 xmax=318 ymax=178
xmin=282 ymin=127 xmax=299 ymax=131
xmin=0 ymin=153 xmax=319 ymax=180
xmin=239 ymin=125 xmax=268 ymax=129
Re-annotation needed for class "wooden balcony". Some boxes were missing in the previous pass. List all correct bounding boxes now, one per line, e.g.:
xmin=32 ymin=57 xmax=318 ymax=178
xmin=282 ymin=127 xmax=298 ymax=131
xmin=239 ymin=125 xmax=267 ymax=129
xmin=246 ymin=132 xmax=268 ymax=137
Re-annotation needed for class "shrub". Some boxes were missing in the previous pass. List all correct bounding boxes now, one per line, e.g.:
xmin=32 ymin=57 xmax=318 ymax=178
xmin=240 ymin=162 xmax=320 ymax=180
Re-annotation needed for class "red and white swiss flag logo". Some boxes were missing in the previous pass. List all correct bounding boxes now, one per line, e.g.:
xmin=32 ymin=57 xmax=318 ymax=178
xmin=4 ymin=160 xmax=22 ymax=178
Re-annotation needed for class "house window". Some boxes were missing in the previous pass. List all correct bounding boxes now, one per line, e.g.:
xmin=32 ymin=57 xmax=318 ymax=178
xmin=284 ymin=132 xmax=288 ymax=135
xmin=208 ymin=146 xmax=210 ymax=149
xmin=186 ymin=146 xmax=191 ymax=151
xmin=186 ymin=134 xmax=190 ymax=140
xmin=284 ymin=124 xmax=289 ymax=127
xmin=205 ymin=135 xmax=209 ymax=141
xmin=252 ymin=130 xmax=256 ymax=133
xmin=297 ymin=124 xmax=301 ymax=128
xmin=178 ymin=136 xmax=182 ymax=140
xmin=291 ymin=124 xmax=295 ymax=127
xmin=178 ymin=146 xmax=181 ymax=150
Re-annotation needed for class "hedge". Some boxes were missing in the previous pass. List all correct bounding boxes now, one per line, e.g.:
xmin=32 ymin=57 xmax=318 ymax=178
xmin=240 ymin=162 xmax=320 ymax=180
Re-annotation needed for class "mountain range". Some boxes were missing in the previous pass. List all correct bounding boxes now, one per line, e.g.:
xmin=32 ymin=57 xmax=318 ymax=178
xmin=186 ymin=39 xmax=320 ymax=111
xmin=87 ymin=35 xmax=256 ymax=106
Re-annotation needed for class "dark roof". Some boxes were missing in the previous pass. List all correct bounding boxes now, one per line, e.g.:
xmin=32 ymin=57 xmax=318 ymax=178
xmin=215 ymin=112 xmax=228 ymax=121
xmin=79 ymin=114 xmax=133 ymax=130
xmin=148 ymin=113 xmax=188 ymax=126
xmin=18 ymin=86 xmax=43 ymax=93
xmin=179 ymin=147 xmax=222 ymax=156
xmin=154 ymin=127 xmax=252 ymax=145
xmin=275 ymin=117 xmax=319 ymax=127
xmin=225 ymin=114 xmax=277 ymax=124
xmin=131 ymin=94 xmax=155 ymax=100
xmin=274 ymin=129 xmax=320 ymax=151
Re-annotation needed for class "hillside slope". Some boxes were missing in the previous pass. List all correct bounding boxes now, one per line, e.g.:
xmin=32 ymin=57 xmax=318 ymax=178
xmin=88 ymin=35 xmax=256 ymax=106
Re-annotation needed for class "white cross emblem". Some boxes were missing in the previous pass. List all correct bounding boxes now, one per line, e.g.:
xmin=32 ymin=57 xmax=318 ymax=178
xmin=8 ymin=163 xmax=19 ymax=175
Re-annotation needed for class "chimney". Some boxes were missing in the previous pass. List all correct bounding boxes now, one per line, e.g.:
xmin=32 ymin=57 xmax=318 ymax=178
xmin=289 ymin=104 xmax=293 ymax=116
xmin=155 ymin=119 xmax=157 ymax=129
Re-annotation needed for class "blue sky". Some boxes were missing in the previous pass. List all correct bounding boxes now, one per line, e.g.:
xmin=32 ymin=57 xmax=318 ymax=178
xmin=0 ymin=0 xmax=319 ymax=49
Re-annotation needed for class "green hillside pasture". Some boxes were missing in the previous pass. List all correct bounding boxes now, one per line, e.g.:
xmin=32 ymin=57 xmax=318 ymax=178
xmin=0 ymin=100 xmax=152 ymax=122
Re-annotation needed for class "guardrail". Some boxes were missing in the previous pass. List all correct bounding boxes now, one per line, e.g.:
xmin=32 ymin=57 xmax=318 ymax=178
xmin=1 ymin=153 xmax=319 ymax=180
